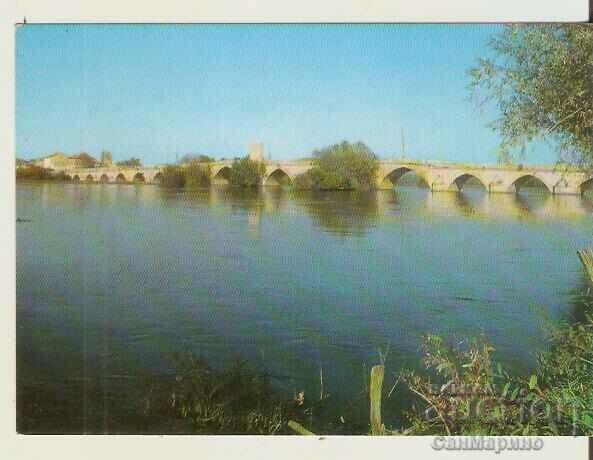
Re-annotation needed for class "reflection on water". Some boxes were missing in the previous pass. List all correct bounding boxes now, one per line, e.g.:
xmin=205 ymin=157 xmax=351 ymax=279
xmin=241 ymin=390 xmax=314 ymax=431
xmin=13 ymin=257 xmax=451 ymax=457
xmin=16 ymin=183 xmax=593 ymax=433
xmin=32 ymin=183 xmax=593 ymax=235
xmin=291 ymin=190 xmax=382 ymax=236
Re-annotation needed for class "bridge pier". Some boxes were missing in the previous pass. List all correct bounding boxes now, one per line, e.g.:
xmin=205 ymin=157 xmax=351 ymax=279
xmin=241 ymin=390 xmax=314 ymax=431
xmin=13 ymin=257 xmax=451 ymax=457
xmin=429 ymin=183 xmax=455 ymax=193
xmin=551 ymin=184 xmax=581 ymax=195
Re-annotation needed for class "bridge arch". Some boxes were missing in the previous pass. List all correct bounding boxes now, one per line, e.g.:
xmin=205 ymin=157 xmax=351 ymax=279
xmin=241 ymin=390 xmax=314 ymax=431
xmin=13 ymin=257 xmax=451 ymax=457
xmin=72 ymin=175 xmax=80 ymax=182
xmin=100 ymin=174 xmax=110 ymax=183
xmin=579 ymin=177 xmax=593 ymax=196
xmin=381 ymin=167 xmax=429 ymax=188
xmin=450 ymin=173 xmax=487 ymax=192
xmin=511 ymin=174 xmax=552 ymax=194
xmin=212 ymin=166 xmax=232 ymax=185
xmin=133 ymin=172 xmax=145 ymax=183
xmin=63 ymin=174 xmax=72 ymax=181
xmin=85 ymin=174 xmax=95 ymax=183
xmin=265 ymin=168 xmax=292 ymax=186
xmin=115 ymin=173 xmax=127 ymax=183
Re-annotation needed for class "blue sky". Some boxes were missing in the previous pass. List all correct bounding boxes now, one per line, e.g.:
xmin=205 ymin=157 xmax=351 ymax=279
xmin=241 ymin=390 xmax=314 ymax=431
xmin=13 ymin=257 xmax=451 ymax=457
xmin=16 ymin=24 xmax=555 ymax=164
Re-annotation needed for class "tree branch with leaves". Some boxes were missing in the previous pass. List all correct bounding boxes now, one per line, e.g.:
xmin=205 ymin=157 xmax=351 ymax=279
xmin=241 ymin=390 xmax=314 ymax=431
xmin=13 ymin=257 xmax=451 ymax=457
xmin=469 ymin=25 xmax=593 ymax=166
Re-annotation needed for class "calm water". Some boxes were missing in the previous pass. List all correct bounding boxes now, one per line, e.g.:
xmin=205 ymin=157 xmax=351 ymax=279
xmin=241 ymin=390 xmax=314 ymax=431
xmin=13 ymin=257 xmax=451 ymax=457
xmin=16 ymin=183 xmax=593 ymax=433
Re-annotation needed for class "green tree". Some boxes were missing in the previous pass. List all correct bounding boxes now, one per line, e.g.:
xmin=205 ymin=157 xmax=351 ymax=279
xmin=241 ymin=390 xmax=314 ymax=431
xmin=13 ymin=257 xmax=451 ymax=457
xmin=229 ymin=157 xmax=266 ymax=187
xmin=72 ymin=152 xmax=97 ymax=168
xmin=117 ymin=158 xmax=142 ymax=167
xmin=294 ymin=141 xmax=379 ymax=190
xmin=469 ymin=25 xmax=593 ymax=165
xmin=16 ymin=165 xmax=54 ymax=181
xmin=160 ymin=165 xmax=186 ymax=188
xmin=184 ymin=161 xmax=211 ymax=188
xmin=179 ymin=154 xmax=214 ymax=164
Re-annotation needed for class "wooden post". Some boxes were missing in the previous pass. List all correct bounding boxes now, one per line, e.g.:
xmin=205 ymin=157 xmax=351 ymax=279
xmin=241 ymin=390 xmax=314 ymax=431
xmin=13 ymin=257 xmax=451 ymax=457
xmin=370 ymin=365 xmax=385 ymax=435
xmin=288 ymin=420 xmax=316 ymax=436
xmin=319 ymin=366 xmax=324 ymax=401
xmin=577 ymin=249 xmax=593 ymax=282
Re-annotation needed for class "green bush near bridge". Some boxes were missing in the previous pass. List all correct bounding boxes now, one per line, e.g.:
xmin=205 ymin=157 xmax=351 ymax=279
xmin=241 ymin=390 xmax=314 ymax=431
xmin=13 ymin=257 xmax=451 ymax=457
xmin=160 ymin=161 xmax=211 ymax=189
xmin=160 ymin=165 xmax=186 ymax=188
xmin=229 ymin=157 xmax=267 ymax=188
xmin=185 ymin=161 xmax=211 ymax=188
xmin=294 ymin=141 xmax=379 ymax=191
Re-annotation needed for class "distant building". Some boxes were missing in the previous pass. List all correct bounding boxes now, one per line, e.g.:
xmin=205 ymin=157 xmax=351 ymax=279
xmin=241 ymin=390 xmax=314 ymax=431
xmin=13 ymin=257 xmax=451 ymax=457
xmin=31 ymin=153 xmax=71 ymax=169
xmin=31 ymin=152 xmax=96 ymax=170
xmin=248 ymin=143 xmax=264 ymax=162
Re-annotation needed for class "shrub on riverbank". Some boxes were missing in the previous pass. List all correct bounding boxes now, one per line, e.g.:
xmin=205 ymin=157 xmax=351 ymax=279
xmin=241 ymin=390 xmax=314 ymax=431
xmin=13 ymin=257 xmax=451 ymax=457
xmin=142 ymin=309 xmax=593 ymax=435
xmin=143 ymin=355 xmax=292 ymax=434
xmin=160 ymin=162 xmax=211 ymax=189
xmin=20 ymin=310 xmax=592 ymax=435
xmin=229 ymin=157 xmax=266 ymax=187
xmin=400 ymin=311 xmax=593 ymax=435
xmin=294 ymin=141 xmax=379 ymax=191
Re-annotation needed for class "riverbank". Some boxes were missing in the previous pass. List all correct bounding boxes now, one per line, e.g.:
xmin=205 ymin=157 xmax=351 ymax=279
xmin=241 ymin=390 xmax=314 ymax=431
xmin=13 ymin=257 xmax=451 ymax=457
xmin=18 ymin=301 xmax=593 ymax=435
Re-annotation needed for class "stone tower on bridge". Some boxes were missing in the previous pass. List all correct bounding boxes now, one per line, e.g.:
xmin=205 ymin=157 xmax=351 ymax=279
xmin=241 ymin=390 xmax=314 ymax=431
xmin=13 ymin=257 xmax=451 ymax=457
xmin=248 ymin=143 xmax=264 ymax=161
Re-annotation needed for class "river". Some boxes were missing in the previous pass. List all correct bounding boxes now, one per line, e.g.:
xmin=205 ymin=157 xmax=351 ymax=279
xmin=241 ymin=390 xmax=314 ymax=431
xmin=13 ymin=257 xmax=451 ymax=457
xmin=16 ymin=182 xmax=593 ymax=433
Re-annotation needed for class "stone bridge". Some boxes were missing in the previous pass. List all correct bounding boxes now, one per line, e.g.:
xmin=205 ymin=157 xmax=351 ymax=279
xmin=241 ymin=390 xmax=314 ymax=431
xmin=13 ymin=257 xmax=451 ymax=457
xmin=63 ymin=159 xmax=593 ymax=195
xmin=62 ymin=166 xmax=164 ymax=184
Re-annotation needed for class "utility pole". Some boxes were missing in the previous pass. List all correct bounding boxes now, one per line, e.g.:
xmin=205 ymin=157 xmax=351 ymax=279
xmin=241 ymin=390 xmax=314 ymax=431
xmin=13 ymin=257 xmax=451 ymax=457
xmin=400 ymin=128 xmax=406 ymax=158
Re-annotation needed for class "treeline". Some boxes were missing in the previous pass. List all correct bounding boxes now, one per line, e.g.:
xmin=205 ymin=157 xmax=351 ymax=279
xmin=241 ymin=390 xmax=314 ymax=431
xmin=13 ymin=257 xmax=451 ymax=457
xmin=16 ymin=166 xmax=70 ymax=182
